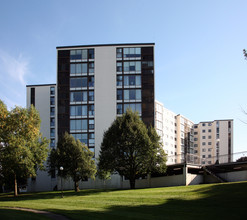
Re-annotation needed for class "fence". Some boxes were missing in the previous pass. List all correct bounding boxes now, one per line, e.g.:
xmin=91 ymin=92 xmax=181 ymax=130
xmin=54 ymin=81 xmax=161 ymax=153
xmin=166 ymin=151 xmax=247 ymax=166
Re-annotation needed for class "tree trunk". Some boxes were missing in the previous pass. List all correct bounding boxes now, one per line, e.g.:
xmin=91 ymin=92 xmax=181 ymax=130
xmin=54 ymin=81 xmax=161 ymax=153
xmin=129 ymin=178 xmax=136 ymax=189
xmin=74 ymin=181 xmax=80 ymax=192
xmin=14 ymin=174 xmax=18 ymax=197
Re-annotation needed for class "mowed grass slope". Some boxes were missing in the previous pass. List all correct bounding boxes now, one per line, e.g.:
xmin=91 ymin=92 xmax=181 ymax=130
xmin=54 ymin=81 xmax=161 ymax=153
xmin=0 ymin=181 xmax=246 ymax=220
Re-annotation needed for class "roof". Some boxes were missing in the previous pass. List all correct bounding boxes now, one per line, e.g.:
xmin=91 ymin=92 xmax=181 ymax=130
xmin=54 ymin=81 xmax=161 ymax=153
xmin=26 ymin=84 xmax=56 ymax=87
xmin=56 ymin=43 xmax=155 ymax=49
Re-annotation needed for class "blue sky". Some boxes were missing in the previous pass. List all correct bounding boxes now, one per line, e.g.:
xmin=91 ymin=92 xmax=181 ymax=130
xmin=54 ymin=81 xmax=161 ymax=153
xmin=0 ymin=0 xmax=247 ymax=153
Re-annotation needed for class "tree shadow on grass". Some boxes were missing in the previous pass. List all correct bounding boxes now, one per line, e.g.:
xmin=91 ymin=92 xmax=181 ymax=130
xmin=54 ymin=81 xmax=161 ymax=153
xmin=0 ymin=188 xmax=122 ymax=202
xmin=48 ymin=182 xmax=247 ymax=220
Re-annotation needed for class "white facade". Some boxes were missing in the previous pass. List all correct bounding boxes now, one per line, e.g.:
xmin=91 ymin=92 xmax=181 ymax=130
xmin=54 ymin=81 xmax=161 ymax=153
xmin=26 ymin=84 xmax=57 ymax=191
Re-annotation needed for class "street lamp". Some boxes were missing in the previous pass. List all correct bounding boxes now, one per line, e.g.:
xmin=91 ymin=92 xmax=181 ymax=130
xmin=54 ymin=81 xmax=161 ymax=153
xmin=60 ymin=166 xmax=64 ymax=198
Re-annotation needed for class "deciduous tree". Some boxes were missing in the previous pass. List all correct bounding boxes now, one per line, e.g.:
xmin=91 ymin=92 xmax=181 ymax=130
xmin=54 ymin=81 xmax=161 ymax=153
xmin=98 ymin=110 xmax=167 ymax=189
xmin=0 ymin=101 xmax=49 ymax=196
xmin=48 ymin=132 xmax=96 ymax=192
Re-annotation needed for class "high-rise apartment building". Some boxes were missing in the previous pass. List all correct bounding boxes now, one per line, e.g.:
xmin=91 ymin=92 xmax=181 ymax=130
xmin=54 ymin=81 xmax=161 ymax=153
xmin=155 ymin=101 xmax=194 ymax=164
xmin=155 ymin=101 xmax=177 ymax=164
xmin=26 ymin=43 xmax=155 ymax=190
xmin=155 ymin=102 xmax=233 ymax=165
xmin=193 ymin=120 xmax=233 ymax=165
xmin=56 ymin=43 xmax=155 ymax=159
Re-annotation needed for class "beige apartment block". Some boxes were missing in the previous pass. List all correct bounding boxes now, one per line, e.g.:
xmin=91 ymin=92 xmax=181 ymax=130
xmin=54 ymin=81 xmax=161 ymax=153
xmin=176 ymin=115 xmax=194 ymax=164
xmin=155 ymin=101 xmax=194 ymax=165
xmin=193 ymin=120 xmax=233 ymax=165
xmin=155 ymin=101 xmax=233 ymax=166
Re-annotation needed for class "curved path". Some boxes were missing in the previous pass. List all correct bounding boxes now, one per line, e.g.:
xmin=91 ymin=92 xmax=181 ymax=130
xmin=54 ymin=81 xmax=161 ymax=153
xmin=5 ymin=207 xmax=70 ymax=220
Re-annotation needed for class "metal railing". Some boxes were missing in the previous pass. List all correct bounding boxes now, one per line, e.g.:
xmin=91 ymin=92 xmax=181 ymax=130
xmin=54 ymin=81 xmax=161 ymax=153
xmin=166 ymin=151 xmax=247 ymax=166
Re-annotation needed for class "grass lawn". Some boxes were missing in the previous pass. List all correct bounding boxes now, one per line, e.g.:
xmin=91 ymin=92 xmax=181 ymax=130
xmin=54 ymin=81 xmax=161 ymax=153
xmin=0 ymin=181 xmax=246 ymax=220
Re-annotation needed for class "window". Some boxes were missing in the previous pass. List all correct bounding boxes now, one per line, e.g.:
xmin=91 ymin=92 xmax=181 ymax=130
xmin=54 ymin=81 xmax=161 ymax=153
xmin=123 ymin=61 xmax=141 ymax=72
xmin=202 ymin=123 xmax=206 ymax=126
xmin=50 ymin=118 xmax=55 ymax=126
xmin=124 ymin=75 xmax=141 ymax=86
xmin=70 ymin=50 xmax=82 ymax=60
xmin=50 ymin=87 xmax=55 ymax=95
xmin=202 ymin=155 xmax=206 ymax=158
xmin=89 ymin=63 xmax=94 ymax=73
xmin=70 ymin=91 xmax=87 ymax=102
xmin=202 ymin=148 xmax=206 ymax=152
xmin=71 ymin=133 xmax=88 ymax=144
xmin=208 ymin=135 xmax=211 ymax=139
xmin=117 ymin=76 xmax=123 ymax=86
xmin=194 ymin=138 xmax=198 ymax=141
xmin=142 ymin=61 xmax=153 ymax=67
xmin=50 ymin=128 xmax=55 ymax=137
xmin=117 ymin=104 xmax=123 ymax=114
xmin=208 ymin=129 xmax=211 ymax=132
xmin=88 ymin=76 xmax=94 ymax=87
xmin=70 ymin=105 xmax=87 ymax=116
xmin=194 ymin=132 xmax=198 ymax=135
xmin=50 ymin=97 xmax=55 ymax=105
xmin=117 ymin=62 xmax=122 ymax=72
xmin=194 ymin=144 xmax=198 ymax=147
xmin=116 ymin=48 xmax=122 ymax=58
xmin=208 ymin=155 xmax=211 ymax=158
xmin=70 ymin=77 xmax=87 ymax=88
xmin=88 ymin=105 xmax=94 ymax=116
xmin=202 ymin=136 xmax=206 ymax=139
xmin=70 ymin=119 xmax=88 ymax=130
xmin=208 ymin=148 xmax=212 ymax=152
xmin=50 ymin=107 xmax=55 ymax=116
xmin=89 ymin=120 xmax=94 ymax=130
xmin=88 ymin=49 xmax=94 ymax=59
xmin=123 ymin=103 xmax=141 ymax=114
xmin=89 ymin=133 xmax=95 ymax=144
xmin=70 ymin=63 xmax=88 ymax=74
xmin=89 ymin=91 xmax=94 ymax=101
xmin=117 ymin=89 xmax=123 ymax=100
xmin=202 ymin=129 xmax=206 ymax=133
xmin=208 ymin=161 xmax=212 ymax=164
xmin=208 ymin=142 xmax=212 ymax=145
xmin=123 ymin=47 xmax=141 ymax=58
xmin=50 ymin=139 xmax=55 ymax=148
xmin=124 ymin=89 xmax=141 ymax=100
xmin=194 ymin=125 xmax=198 ymax=128
xmin=202 ymin=142 xmax=206 ymax=146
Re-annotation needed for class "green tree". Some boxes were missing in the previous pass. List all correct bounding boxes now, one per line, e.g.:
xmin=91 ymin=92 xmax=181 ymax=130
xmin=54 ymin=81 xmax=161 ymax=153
xmin=0 ymin=101 xmax=49 ymax=196
xmin=98 ymin=110 xmax=167 ymax=189
xmin=48 ymin=132 xmax=97 ymax=192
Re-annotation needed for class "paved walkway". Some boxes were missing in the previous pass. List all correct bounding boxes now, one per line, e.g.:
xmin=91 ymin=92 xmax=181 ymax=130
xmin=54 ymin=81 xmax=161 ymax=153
xmin=5 ymin=207 xmax=70 ymax=220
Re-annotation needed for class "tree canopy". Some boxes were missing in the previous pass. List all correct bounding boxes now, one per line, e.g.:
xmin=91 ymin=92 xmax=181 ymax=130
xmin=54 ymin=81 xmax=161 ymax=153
xmin=243 ymin=49 xmax=247 ymax=59
xmin=48 ymin=132 xmax=97 ymax=192
xmin=0 ymin=100 xmax=49 ymax=196
xmin=98 ymin=110 xmax=167 ymax=189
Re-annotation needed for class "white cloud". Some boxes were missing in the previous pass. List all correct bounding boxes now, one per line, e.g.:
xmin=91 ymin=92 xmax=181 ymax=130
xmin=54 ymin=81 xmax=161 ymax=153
xmin=0 ymin=50 xmax=30 ymax=108
xmin=0 ymin=50 xmax=29 ymax=86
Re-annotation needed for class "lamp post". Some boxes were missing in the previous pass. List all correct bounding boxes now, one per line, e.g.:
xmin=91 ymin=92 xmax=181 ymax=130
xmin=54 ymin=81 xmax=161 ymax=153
xmin=60 ymin=166 xmax=63 ymax=198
